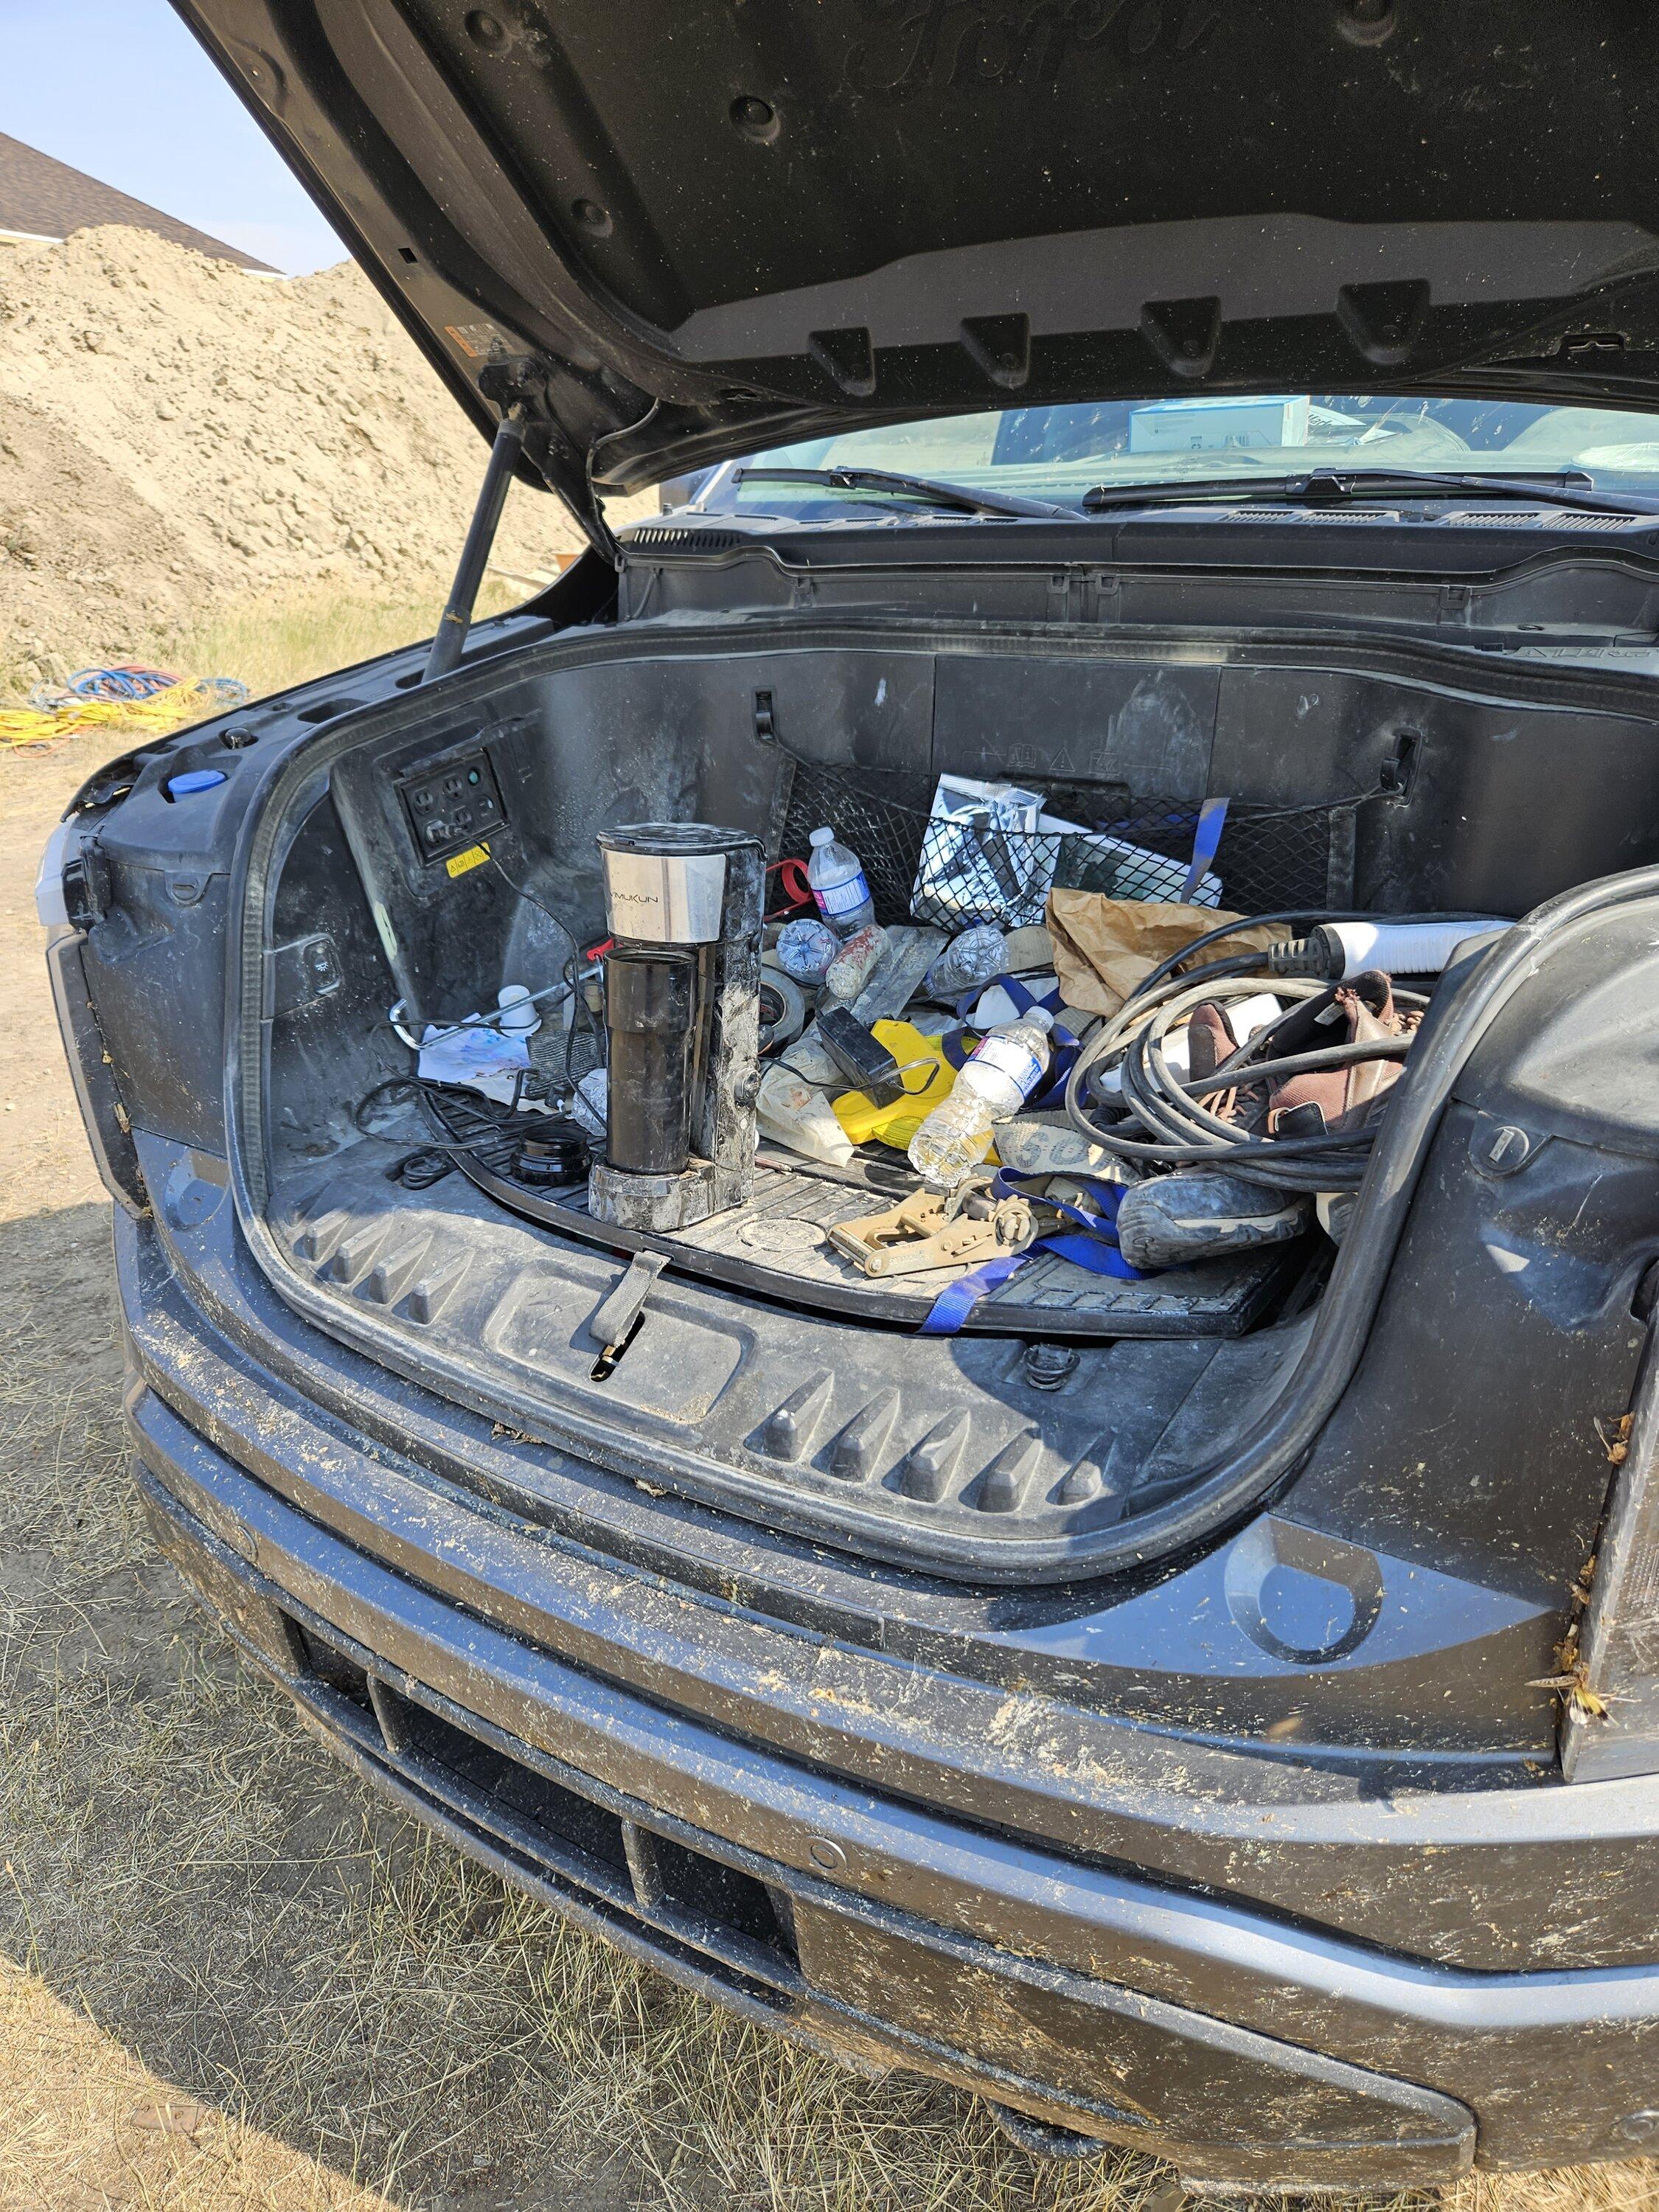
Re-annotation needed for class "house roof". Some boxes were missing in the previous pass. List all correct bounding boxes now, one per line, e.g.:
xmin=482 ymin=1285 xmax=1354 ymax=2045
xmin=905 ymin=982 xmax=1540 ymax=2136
xmin=0 ymin=133 xmax=277 ymax=272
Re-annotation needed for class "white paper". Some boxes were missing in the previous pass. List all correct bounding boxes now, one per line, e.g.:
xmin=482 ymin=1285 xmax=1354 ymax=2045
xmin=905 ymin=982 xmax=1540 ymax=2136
xmin=417 ymin=1016 xmax=530 ymax=1104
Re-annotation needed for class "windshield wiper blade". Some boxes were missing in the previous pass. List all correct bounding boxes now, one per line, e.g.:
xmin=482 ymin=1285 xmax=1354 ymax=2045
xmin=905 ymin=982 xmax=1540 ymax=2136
xmin=1082 ymin=468 xmax=1659 ymax=519
xmin=734 ymin=464 xmax=1081 ymax=521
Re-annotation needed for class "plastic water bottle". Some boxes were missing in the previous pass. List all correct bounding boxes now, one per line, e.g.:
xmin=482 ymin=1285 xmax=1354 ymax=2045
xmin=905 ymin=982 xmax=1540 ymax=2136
xmin=925 ymin=924 xmax=1006 ymax=1000
xmin=908 ymin=1008 xmax=1054 ymax=1189
xmin=774 ymin=917 xmax=840 ymax=986
xmin=807 ymin=825 xmax=875 ymax=936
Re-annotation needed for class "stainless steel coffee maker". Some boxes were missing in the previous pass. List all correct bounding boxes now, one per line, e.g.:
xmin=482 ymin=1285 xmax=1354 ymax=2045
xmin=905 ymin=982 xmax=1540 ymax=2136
xmin=588 ymin=824 xmax=765 ymax=1232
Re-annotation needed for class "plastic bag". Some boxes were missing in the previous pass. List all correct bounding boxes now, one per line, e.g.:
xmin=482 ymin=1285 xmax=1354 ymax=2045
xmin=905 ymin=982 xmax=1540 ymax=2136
xmin=911 ymin=775 xmax=1051 ymax=928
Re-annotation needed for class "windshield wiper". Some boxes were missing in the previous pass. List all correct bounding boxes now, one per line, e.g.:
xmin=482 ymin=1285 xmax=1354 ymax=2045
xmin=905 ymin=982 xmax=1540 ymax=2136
xmin=734 ymin=464 xmax=1081 ymax=521
xmin=1081 ymin=468 xmax=1659 ymax=519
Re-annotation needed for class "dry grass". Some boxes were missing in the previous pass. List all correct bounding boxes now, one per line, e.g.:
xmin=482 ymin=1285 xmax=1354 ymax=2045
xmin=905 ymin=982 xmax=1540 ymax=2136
xmin=0 ymin=1280 xmax=1186 ymax=2211
xmin=151 ymin=577 xmax=528 ymax=705
xmin=2 ymin=606 xmax=1659 ymax=2210
xmin=0 ymin=576 xmax=528 ymax=709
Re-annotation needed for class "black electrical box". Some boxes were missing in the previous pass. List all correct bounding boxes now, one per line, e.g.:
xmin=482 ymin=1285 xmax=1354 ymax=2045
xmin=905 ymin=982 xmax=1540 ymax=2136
xmin=396 ymin=745 xmax=507 ymax=863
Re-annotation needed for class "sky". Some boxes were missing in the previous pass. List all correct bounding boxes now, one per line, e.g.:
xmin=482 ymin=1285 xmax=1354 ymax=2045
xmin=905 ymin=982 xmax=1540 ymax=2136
xmin=0 ymin=0 xmax=348 ymax=274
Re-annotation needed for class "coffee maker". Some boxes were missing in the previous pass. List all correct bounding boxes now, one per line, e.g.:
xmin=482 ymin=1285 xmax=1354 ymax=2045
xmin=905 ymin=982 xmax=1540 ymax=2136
xmin=588 ymin=824 xmax=765 ymax=1232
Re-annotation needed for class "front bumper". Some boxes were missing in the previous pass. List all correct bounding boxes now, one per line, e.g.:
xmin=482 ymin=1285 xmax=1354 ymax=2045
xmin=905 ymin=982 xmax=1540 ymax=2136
xmin=119 ymin=1196 xmax=1659 ymax=2189
xmin=139 ymin=1447 xmax=1472 ymax=2189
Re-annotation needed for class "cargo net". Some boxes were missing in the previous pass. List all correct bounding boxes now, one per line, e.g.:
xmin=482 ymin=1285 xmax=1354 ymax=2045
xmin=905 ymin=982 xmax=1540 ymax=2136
xmin=778 ymin=757 xmax=1348 ymax=928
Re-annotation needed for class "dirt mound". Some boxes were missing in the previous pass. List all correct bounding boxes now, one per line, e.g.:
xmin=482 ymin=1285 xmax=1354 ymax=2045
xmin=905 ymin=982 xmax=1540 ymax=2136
xmin=0 ymin=225 xmax=628 ymax=685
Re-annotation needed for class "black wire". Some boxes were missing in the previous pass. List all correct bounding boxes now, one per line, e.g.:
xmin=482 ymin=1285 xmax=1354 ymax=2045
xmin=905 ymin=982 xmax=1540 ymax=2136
xmin=386 ymin=1148 xmax=453 ymax=1190
xmin=1135 ymin=978 xmax=1426 ymax=1150
xmin=1065 ymin=956 xmax=1436 ymax=1193
xmin=487 ymin=852 xmax=582 ymax=965
xmin=1113 ymin=987 xmax=1380 ymax=1189
xmin=1180 ymin=1034 xmax=1412 ymax=1097
xmin=352 ymin=1077 xmax=422 ymax=1135
xmin=484 ymin=852 xmax=602 ymax=1096
xmin=352 ymin=1075 xmax=557 ymax=1161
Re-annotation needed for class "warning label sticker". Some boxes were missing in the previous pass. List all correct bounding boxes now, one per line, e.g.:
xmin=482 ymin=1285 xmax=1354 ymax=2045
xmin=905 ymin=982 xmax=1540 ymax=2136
xmin=445 ymin=841 xmax=491 ymax=879
xmin=444 ymin=321 xmax=512 ymax=363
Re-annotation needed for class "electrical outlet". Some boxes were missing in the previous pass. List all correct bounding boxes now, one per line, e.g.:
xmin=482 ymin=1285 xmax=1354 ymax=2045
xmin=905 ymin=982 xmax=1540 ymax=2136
xmin=397 ymin=747 xmax=507 ymax=863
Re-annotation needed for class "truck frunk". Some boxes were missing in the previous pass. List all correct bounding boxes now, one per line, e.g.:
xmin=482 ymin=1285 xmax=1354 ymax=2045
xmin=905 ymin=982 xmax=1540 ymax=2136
xmin=37 ymin=0 xmax=1659 ymax=2188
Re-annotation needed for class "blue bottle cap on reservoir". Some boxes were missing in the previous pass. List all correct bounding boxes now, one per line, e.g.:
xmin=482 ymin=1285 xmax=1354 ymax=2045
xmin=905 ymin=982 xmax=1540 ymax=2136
xmin=167 ymin=768 xmax=227 ymax=796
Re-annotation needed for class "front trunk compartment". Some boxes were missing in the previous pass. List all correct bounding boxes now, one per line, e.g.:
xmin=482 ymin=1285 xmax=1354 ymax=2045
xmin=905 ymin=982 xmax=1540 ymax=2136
xmin=234 ymin=614 xmax=1659 ymax=1582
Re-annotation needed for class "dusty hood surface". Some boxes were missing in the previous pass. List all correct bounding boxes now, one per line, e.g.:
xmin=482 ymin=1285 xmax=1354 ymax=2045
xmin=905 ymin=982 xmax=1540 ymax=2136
xmin=177 ymin=0 xmax=1659 ymax=524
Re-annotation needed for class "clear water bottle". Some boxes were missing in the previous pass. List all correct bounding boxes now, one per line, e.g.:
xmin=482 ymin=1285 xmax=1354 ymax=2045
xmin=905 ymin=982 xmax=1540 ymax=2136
xmin=925 ymin=924 xmax=1006 ymax=1000
xmin=807 ymin=825 xmax=876 ymax=936
xmin=908 ymin=1008 xmax=1054 ymax=1188
xmin=774 ymin=917 xmax=840 ymax=985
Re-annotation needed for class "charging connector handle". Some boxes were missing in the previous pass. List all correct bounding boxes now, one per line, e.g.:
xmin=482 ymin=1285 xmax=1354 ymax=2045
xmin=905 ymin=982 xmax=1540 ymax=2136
xmin=1268 ymin=917 xmax=1511 ymax=981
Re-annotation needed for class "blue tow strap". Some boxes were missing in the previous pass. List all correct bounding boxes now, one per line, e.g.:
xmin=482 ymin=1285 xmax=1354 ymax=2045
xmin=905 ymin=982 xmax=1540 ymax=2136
xmin=919 ymin=1171 xmax=1144 ymax=1334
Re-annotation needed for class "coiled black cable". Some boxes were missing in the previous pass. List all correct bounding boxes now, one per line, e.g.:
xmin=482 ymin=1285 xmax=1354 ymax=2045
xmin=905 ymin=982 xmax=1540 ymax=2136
xmin=1064 ymin=939 xmax=1440 ymax=1194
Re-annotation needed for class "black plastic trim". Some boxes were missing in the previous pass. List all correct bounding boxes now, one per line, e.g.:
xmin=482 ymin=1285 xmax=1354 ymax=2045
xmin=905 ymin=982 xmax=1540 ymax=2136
xmin=44 ymin=926 xmax=145 ymax=1213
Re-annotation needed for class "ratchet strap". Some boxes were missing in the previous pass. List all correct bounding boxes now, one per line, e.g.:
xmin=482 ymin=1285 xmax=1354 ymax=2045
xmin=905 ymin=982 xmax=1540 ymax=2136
xmin=919 ymin=1168 xmax=1143 ymax=1335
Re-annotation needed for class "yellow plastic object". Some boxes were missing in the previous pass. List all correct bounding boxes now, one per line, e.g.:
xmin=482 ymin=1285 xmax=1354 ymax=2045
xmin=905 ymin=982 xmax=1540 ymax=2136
xmin=830 ymin=1020 xmax=998 ymax=1165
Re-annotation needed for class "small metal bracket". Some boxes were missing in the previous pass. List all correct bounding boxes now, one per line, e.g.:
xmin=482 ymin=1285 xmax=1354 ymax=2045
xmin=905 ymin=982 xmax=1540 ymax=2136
xmin=267 ymin=932 xmax=343 ymax=1016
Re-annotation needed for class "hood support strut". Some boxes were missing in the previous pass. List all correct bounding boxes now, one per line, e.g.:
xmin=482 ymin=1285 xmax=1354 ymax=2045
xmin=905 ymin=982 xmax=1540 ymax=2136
xmin=423 ymin=407 xmax=529 ymax=684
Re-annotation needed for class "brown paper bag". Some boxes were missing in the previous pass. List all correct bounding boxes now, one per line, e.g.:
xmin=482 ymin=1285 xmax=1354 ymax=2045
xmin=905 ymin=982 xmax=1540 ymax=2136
xmin=1047 ymin=892 xmax=1290 ymax=1019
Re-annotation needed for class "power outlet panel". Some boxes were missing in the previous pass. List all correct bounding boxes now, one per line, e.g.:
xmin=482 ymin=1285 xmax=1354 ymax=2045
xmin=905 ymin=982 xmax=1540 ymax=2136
xmin=397 ymin=746 xmax=507 ymax=863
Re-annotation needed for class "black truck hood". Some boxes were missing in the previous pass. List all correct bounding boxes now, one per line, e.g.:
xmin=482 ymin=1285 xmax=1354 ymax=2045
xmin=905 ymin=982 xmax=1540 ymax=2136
xmin=178 ymin=1 xmax=1659 ymax=532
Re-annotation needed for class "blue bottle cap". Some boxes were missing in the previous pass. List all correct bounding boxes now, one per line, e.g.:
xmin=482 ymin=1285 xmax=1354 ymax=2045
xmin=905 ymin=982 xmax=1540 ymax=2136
xmin=168 ymin=767 xmax=227 ymax=796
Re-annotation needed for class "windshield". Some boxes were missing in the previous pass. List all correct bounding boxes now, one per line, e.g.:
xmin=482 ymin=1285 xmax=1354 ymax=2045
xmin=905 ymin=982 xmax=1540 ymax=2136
xmin=686 ymin=395 xmax=1659 ymax=519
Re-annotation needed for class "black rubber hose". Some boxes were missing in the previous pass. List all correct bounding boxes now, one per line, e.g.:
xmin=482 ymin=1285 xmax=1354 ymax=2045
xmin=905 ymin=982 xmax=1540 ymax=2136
xmin=1134 ymin=979 xmax=1399 ymax=1169
xmin=1066 ymin=975 xmax=1352 ymax=1166
xmin=1068 ymin=964 xmax=1433 ymax=1192
xmin=1183 ymin=1034 xmax=1412 ymax=1097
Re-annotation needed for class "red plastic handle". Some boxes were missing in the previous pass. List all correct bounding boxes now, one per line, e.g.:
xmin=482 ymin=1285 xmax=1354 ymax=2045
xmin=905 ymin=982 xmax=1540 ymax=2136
xmin=769 ymin=857 xmax=815 ymax=914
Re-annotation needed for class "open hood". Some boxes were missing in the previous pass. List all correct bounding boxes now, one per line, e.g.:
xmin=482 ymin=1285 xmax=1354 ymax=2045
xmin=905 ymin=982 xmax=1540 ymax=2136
xmin=178 ymin=1 xmax=1659 ymax=535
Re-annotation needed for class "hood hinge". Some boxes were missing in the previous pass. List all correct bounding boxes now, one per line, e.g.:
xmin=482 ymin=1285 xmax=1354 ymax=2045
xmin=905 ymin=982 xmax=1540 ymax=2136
xmin=476 ymin=354 xmax=625 ymax=569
